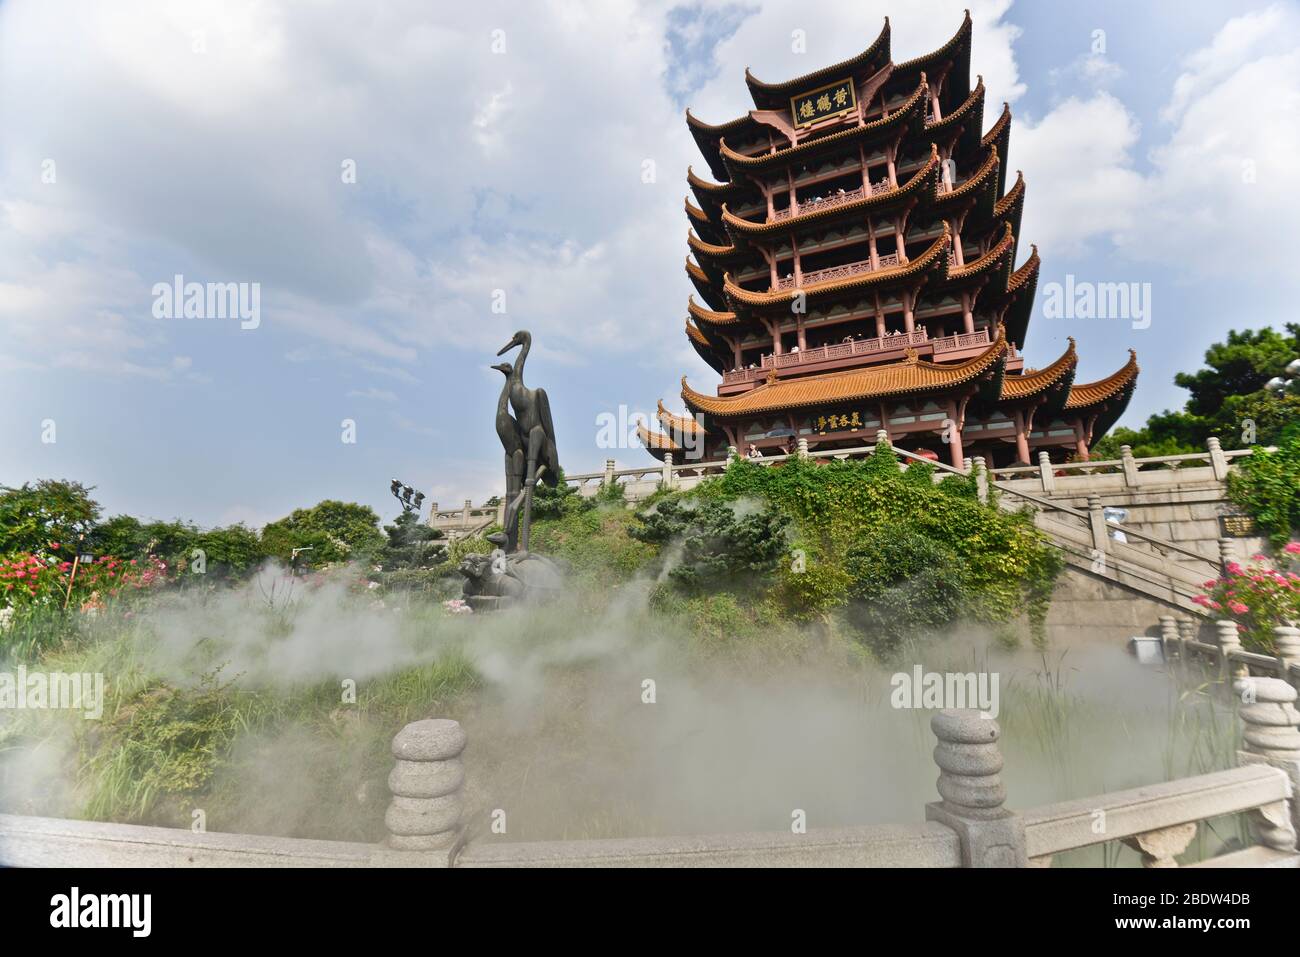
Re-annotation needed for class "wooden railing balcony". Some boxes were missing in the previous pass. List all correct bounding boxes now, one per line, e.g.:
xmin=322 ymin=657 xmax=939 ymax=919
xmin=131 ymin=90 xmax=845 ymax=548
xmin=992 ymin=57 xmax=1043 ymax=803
xmin=722 ymin=329 xmax=928 ymax=384
xmin=931 ymin=328 xmax=991 ymax=354
xmin=770 ymin=180 xmax=891 ymax=223
xmin=775 ymin=252 xmax=899 ymax=291
xmin=719 ymin=327 xmax=1013 ymax=386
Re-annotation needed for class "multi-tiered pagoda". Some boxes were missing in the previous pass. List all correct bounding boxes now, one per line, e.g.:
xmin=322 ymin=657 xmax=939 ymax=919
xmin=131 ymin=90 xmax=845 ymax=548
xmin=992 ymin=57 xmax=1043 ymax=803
xmin=638 ymin=11 xmax=1137 ymax=468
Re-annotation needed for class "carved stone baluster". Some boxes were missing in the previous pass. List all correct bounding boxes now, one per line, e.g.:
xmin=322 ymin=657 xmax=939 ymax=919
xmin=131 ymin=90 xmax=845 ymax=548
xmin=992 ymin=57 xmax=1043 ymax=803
xmin=1218 ymin=619 xmax=1247 ymax=679
xmin=386 ymin=719 xmax=466 ymax=859
xmin=1121 ymin=821 xmax=1196 ymax=867
xmin=1235 ymin=676 xmax=1300 ymax=849
xmin=925 ymin=710 xmax=1027 ymax=867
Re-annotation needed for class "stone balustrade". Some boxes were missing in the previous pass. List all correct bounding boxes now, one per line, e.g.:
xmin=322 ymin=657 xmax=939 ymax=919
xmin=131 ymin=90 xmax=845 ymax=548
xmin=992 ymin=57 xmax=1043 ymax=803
xmin=5 ymin=680 xmax=1294 ymax=868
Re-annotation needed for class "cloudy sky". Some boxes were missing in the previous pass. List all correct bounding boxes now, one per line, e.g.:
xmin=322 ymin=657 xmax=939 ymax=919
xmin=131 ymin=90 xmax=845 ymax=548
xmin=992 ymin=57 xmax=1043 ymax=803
xmin=1 ymin=0 xmax=1297 ymax=528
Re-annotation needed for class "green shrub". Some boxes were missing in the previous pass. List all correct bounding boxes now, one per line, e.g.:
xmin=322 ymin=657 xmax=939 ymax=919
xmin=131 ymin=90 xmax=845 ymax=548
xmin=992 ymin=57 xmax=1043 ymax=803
xmin=1228 ymin=434 xmax=1300 ymax=549
xmin=682 ymin=449 xmax=1061 ymax=646
xmin=843 ymin=529 xmax=967 ymax=657
xmin=631 ymin=496 xmax=790 ymax=592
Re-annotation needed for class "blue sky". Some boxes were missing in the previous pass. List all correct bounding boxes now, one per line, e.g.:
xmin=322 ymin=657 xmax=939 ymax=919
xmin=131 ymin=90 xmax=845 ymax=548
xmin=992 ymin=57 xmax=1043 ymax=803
xmin=2 ymin=0 xmax=1297 ymax=528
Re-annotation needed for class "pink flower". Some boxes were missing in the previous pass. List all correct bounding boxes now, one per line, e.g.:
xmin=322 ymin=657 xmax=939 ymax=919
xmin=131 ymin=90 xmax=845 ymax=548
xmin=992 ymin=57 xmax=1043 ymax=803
xmin=1226 ymin=562 xmax=1243 ymax=575
xmin=1284 ymin=542 xmax=1300 ymax=554
xmin=1228 ymin=601 xmax=1249 ymax=615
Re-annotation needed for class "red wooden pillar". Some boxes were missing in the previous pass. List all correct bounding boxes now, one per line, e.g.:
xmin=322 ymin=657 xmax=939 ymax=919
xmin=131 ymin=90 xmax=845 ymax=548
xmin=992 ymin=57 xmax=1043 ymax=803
xmin=947 ymin=400 xmax=965 ymax=470
xmin=1013 ymin=410 xmax=1031 ymax=464
xmin=1074 ymin=421 xmax=1090 ymax=461
xmin=961 ymin=291 xmax=975 ymax=335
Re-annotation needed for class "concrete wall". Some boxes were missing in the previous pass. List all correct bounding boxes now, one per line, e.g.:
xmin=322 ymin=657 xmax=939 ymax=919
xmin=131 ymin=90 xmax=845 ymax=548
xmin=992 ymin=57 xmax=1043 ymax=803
xmin=1045 ymin=565 xmax=1211 ymax=647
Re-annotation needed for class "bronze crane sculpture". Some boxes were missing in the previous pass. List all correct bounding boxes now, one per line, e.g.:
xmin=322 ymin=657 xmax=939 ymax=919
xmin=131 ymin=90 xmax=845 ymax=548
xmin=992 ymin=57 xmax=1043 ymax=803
xmin=490 ymin=360 xmax=526 ymax=552
xmin=496 ymin=329 xmax=560 ymax=551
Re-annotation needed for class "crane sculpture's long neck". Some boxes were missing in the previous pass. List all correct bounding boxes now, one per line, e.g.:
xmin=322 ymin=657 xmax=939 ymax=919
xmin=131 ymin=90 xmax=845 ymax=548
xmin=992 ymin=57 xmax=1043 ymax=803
xmin=513 ymin=334 xmax=532 ymax=382
xmin=496 ymin=377 xmax=511 ymax=415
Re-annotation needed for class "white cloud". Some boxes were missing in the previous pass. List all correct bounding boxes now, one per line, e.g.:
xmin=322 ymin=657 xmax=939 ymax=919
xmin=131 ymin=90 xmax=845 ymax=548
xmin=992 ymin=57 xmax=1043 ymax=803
xmin=1121 ymin=6 xmax=1300 ymax=276
xmin=1013 ymin=94 xmax=1145 ymax=258
xmin=1010 ymin=3 xmax=1300 ymax=280
xmin=347 ymin=387 xmax=399 ymax=403
xmin=1049 ymin=52 xmax=1124 ymax=89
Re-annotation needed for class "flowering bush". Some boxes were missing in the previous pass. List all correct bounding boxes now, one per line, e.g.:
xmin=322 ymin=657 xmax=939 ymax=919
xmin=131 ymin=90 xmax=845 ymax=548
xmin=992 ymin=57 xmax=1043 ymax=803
xmin=1193 ymin=542 xmax=1300 ymax=653
xmin=0 ymin=547 xmax=172 ymax=617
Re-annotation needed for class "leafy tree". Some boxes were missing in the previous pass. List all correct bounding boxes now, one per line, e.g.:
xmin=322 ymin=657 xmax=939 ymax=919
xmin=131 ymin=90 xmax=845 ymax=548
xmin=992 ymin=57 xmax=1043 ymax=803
xmin=529 ymin=467 xmax=593 ymax=520
xmin=1095 ymin=324 xmax=1300 ymax=457
xmin=192 ymin=524 xmax=266 ymax=577
xmin=1228 ymin=433 xmax=1300 ymax=549
xmin=261 ymin=500 xmax=384 ymax=567
xmin=631 ymin=496 xmax=790 ymax=591
xmin=0 ymin=480 xmax=101 ymax=556
xmin=379 ymin=510 xmax=447 ymax=571
xmin=87 ymin=515 xmax=149 ymax=559
xmin=90 ymin=516 xmax=264 ymax=578
xmin=843 ymin=529 xmax=968 ymax=657
xmin=1176 ymin=325 xmax=1300 ymax=418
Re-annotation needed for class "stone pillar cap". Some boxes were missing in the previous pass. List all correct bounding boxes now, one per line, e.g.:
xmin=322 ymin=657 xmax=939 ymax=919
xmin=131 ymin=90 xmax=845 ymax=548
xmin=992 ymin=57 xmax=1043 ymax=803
xmin=392 ymin=718 xmax=467 ymax=760
xmin=1236 ymin=677 xmax=1298 ymax=704
xmin=932 ymin=709 xmax=1000 ymax=743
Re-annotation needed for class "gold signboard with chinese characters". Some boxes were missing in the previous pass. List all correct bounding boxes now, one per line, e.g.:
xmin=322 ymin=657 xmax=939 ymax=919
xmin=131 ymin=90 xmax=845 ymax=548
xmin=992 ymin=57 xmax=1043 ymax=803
xmin=790 ymin=78 xmax=857 ymax=128
xmin=1220 ymin=514 xmax=1257 ymax=538
xmin=816 ymin=411 xmax=865 ymax=434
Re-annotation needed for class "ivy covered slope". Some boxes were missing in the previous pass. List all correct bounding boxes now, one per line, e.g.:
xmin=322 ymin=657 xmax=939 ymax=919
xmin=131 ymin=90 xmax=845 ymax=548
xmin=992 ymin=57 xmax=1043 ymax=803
xmin=535 ymin=443 xmax=1063 ymax=657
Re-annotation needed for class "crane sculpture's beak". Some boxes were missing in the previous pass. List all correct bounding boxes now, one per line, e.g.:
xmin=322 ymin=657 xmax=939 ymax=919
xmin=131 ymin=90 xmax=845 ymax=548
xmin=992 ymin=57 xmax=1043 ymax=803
xmin=490 ymin=362 xmax=510 ymax=374
xmin=497 ymin=333 xmax=522 ymax=356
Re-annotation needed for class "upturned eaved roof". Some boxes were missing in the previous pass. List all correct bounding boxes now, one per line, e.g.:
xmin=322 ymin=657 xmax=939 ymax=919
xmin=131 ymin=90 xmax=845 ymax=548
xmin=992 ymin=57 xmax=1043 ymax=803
xmin=895 ymin=9 xmax=973 ymax=77
xmin=994 ymin=170 xmax=1025 ymax=218
xmin=718 ymin=78 xmax=928 ymax=174
xmin=688 ymin=296 xmax=741 ymax=327
xmin=743 ymin=18 xmax=892 ymax=106
xmin=637 ymin=424 xmax=681 ymax=453
xmin=658 ymin=400 xmax=704 ymax=436
xmin=1006 ymin=244 xmax=1039 ymax=293
xmin=948 ymin=221 xmax=1015 ymax=282
xmin=1066 ymin=351 xmax=1140 ymax=410
xmin=682 ymin=326 xmax=1007 ymax=417
xmin=1000 ymin=338 xmax=1076 ymax=400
